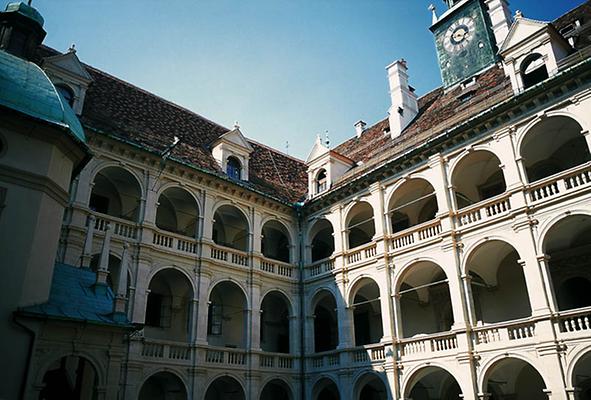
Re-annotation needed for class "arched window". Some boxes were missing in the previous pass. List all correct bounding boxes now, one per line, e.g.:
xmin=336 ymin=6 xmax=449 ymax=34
xmin=521 ymin=53 xmax=549 ymax=89
xmin=316 ymin=169 xmax=328 ymax=194
xmin=56 ymin=84 xmax=75 ymax=107
xmin=226 ymin=156 xmax=242 ymax=180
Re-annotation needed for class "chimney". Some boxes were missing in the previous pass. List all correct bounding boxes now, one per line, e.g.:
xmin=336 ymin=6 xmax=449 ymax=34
xmin=386 ymin=59 xmax=418 ymax=139
xmin=485 ymin=0 xmax=512 ymax=49
xmin=354 ymin=120 xmax=366 ymax=138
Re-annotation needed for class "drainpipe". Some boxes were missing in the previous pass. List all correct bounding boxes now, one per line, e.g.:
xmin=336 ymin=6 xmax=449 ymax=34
xmin=295 ymin=203 xmax=306 ymax=400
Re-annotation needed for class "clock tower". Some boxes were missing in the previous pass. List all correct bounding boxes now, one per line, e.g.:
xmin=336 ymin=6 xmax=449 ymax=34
xmin=430 ymin=0 xmax=504 ymax=88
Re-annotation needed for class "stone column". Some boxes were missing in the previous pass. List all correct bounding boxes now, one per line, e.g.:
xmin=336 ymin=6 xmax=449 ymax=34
xmin=336 ymin=279 xmax=353 ymax=349
xmin=195 ymin=271 xmax=211 ymax=345
xmin=250 ymin=282 xmax=262 ymax=351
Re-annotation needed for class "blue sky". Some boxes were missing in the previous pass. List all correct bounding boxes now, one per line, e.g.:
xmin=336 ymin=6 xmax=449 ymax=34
xmin=29 ymin=0 xmax=585 ymax=159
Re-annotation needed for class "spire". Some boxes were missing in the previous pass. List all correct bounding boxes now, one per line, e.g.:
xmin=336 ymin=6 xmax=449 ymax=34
xmin=429 ymin=4 xmax=438 ymax=25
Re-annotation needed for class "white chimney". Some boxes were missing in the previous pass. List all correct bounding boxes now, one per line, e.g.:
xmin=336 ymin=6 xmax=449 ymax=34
xmin=485 ymin=0 xmax=512 ymax=49
xmin=354 ymin=120 xmax=367 ymax=138
xmin=387 ymin=59 xmax=418 ymax=139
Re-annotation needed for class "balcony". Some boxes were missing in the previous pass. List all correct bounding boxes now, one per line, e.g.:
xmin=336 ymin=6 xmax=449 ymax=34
xmin=152 ymin=227 xmax=198 ymax=254
xmin=526 ymin=161 xmax=591 ymax=205
xmin=398 ymin=332 xmax=458 ymax=361
xmin=257 ymin=351 xmax=296 ymax=370
xmin=208 ymin=243 xmax=249 ymax=267
xmin=258 ymin=256 xmax=296 ymax=279
xmin=204 ymin=346 xmax=247 ymax=367
xmin=346 ymin=242 xmax=377 ymax=266
xmin=389 ymin=219 xmax=442 ymax=253
xmin=349 ymin=343 xmax=387 ymax=366
xmin=306 ymin=256 xmax=336 ymax=279
xmin=555 ymin=306 xmax=591 ymax=340
xmin=472 ymin=319 xmax=537 ymax=351
xmin=129 ymin=337 xmax=192 ymax=365
xmin=455 ymin=193 xmax=512 ymax=229
xmin=92 ymin=212 xmax=139 ymax=240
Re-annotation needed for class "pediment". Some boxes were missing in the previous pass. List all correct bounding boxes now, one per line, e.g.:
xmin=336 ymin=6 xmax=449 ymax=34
xmin=214 ymin=128 xmax=254 ymax=153
xmin=306 ymin=136 xmax=330 ymax=164
xmin=43 ymin=50 xmax=93 ymax=82
xmin=500 ymin=16 xmax=548 ymax=54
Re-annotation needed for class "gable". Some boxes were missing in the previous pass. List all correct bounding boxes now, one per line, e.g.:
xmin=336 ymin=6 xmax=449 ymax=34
xmin=214 ymin=128 xmax=254 ymax=153
xmin=43 ymin=50 xmax=93 ymax=82
xmin=306 ymin=136 xmax=330 ymax=164
xmin=500 ymin=17 xmax=548 ymax=53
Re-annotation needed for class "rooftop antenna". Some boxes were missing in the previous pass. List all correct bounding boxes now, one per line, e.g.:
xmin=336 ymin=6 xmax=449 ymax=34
xmin=151 ymin=136 xmax=181 ymax=190
xmin=285 ymin=141 xmax=289 ymax=155
xmin=325 ymin=130 xmax=330 ymax=148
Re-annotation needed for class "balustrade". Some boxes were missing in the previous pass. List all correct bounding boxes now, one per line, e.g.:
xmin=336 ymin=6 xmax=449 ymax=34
xmin=209 ymin=244 xmax=249 ymax=267
xmin=556 ymin=308 xmax=591 ymax=337
xmin=93 ymin=213 xmax=138 ymax=240
xmin=258 ymin=257 xmax=294 ymax=278
xmin=456 ymin=195 xmax=511 ymax=228
xmin=527 ymin=162 xmax=591 ymax=204
xmin=152 ymin=228 xmax=197 ymax=254
xmin=346 ymin=242 xmax=377 ymax=265
xmin=390 ymin=220 xmax=442 ymax=252
xmin=307 ymin=257 xmax=336 ymax=278
xmin=138 ymin=339 xmax=191 ymax=362
xmin=400 ymin=333 xmax=458 ymax=358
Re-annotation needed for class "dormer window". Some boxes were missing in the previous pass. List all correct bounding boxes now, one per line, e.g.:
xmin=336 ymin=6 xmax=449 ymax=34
xmin=316 ymin=169 xmax=328 ymax=194
xmin=56 ymin=84 xmax=74 ymax=107
xmin=521 ymin=53 xmax=549 ymax=89
xmin=226 ymin=156 xmax=242 ymax=180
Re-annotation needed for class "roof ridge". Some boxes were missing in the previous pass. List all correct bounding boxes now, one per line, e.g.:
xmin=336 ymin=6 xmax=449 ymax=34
xmin=247 ymin=138 xmax=305 ymax=163
xmin=553 ymin=1 xmax=591 ymax=23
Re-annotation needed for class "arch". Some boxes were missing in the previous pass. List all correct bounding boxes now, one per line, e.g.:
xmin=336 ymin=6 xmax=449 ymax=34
xmin=89 ymin=165 xmax=143 ymax=222
xmin=403 ymin=365 xmax=462 ymax=400
xmin=208 ymin=280 xmax=248 ymax=348
xmin=542 ymin=214 xmax=591 ymax=311
xmin=481 ymin=356 xmax=548 ymax=400
xmin=353 ymin=371 xmax=389 ymax=400
xmin=89 ymin=253 xmax=132 ymax=297
xmin=226 ymin=155 xmax=242 ymax=180
xmin=345 ymin=201 xmax=376 ymax=249
xmin=521 ymin=53 xmax=549 ymax=89
xmin=204 ymin=375 xmax=246 ymax=400
xmin=38 ymin=354 xmax=100 ymax=400
xmin=260 ymin=290 xmax=291 ymax=353
xmin=145 ymin=268 xmax=194 ymax=341
xmin=260 ymin=378 xmax=294 ymax=400
xmin=261 ymin=219 xmax=291 ymax=263
xmin=464 ymin=240 xmax=532 ymax=324
xmin=348 ymin=277 xmax=383 ymax=346
xmin=212 ymin=203 xmax=250 ymax=251
xmin=450 ymin=149 xmax=506 ymax=209
xmin=312 ymin=376 xmax=340 ymax=400
xmin=155 ymin=186 xmax=200 ymax=237
xmin=396 ymin=260 xmax=453 ymax=337
xmin=387 ymin=178 xmax=438 ymax=234
xmin=316 ymin=168 xmax=328 ymax=194
xmin=55 ymin=83 xmax=75 ymax=107
xmin=138 ymin=371 xmax=188 ymax=400
xmin=569 ymin=347 xmax=591 ymax=398
xmin=309 ymin=218 xmax=335 ymax=262
xmin=311 ymin=289 xmax=339 ymax=352
xmin=519 ymin=115 xmax=590 ymax=183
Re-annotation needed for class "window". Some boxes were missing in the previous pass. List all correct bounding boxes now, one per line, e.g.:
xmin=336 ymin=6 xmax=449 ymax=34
xmin=226 ymin=156 xmax=241 ymax=180
xmin=208 ymin=304 xmax=223 ymax=335
xmin=56 ymin=84 xmax=75 ymax=107
xmin=316 ymin=169 xmax=327 ymax=194
xmin=521 ymin=53 xmax=549 ymax=89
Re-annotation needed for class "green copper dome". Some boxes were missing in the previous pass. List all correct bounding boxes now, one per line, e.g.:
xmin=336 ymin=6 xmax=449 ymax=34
xmin=4 ymin=2 xmax=44 ymax=27
xmin=0 ymin=50 xmax=86 ymax=143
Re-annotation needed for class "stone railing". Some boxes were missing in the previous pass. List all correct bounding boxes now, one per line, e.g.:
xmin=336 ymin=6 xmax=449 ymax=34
xmin=205 ymin=347 xmax=247 ymax=366
xmin=92 ymin=212 xmax=139 ymax=240
xmin=556 ymin=307 xmax=591 ymax=337
xmin=152 ymin=228 xmax=198 ymax=254
xmin=473 ymin=319 xmax=537 ymax=348
xmin=258 ymin=352 xmax=295 ymax=369
xmin=350 ymin=344 xmax=386 ymax=364
xmin=258 ymin=256 xmax=295 ymax=279
xmin=307 ymin=257 xmax=336 ymax=278
xmin=135 ymin=339 xmax=192 ymax=363
xmin=346 ymin=242 xmax=377 ymax=265
xmin=456 ymin=194 xmax=511 ymax=228
xmin=209 ymin=243 xmax=249 ymax=267
xmin=399 ymin=332 xmax=458 ymax=358
xmin=390 ymin=219 xmax=442 ymax=252
xmin=308 ymin=349 xmax=341 ymax=370
xmin=526 ymin=162 xmax=591 ymax=205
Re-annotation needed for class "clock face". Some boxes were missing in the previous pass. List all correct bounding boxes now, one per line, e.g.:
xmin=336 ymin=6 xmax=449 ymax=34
xmin=443 ymin=17 xmax=476 ymax=53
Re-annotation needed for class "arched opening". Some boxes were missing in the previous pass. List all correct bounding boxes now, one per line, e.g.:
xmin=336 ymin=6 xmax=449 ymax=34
xmin=405 ymin=366 xmax=462 ymax=400
xmin=89 ymin=254 xmax=130 ymax=297
xmin=520 ymin=116 xmax=590 ymax=182
xmin=89 ymin=167 xmax=142 ymax=222
xmin=466 ymin=241 xmax=532 ymax=324
xmin=312 ymin=290 xmax=338 ymax=352
xmin=260 ymin=379 xmax=293 ymax=400
xmin=388 ymin=179 xmax=438 ymax=233
xmin=260 ymin=291 xmax=290 ymax=353
xmin=350 ymin=278 xmax=383 ymax=346
xmin=138 ymin=372 xmax=187 ymax=400
xmin=39 ymin=355 xmax=98 ymax=400
xmin=155 ymin=187 xmax=199 ymax=237
xmin=145 ymin=269 xmax=193 ymax=341
xmin=226 ymin=156 xmax=242 ymax=180
xmin=398 ymin=262 xmax=453 ymax=337
xmin=204 ymin=376 xmax=245 ymax=400
xmin=452 ymin=151 xmax=506 ymax=209
xmin=213 ymin=205 xmax=249 ymax=251
xmin=312 ymin=378 xmax=340 ymax=400
xmin=484 ymin=358 xmax=547 ymax=400
xmin=56 ymin=84 xmax=75 ymax=107
xmin=573 ymin=351 xmax=591 ymax=400
xmin=346 ymin=201 xmax=375 ymax=249
xmin=310 ymin=219 xmax=334 ymax=262
xmin=316 ymin=169 xmax=328 ymax=194
xmin=355 ymin=373 xmax=388 ymax=400
xmin=543 ymin=215 xmax=591 ymax=311
xmin=521 ymin=53 xmax=549 ymax=89
xmin=261 ymin=220 xmax=291 ymax=263
xmin=208 ymin=281 xmax=247 ymax=348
